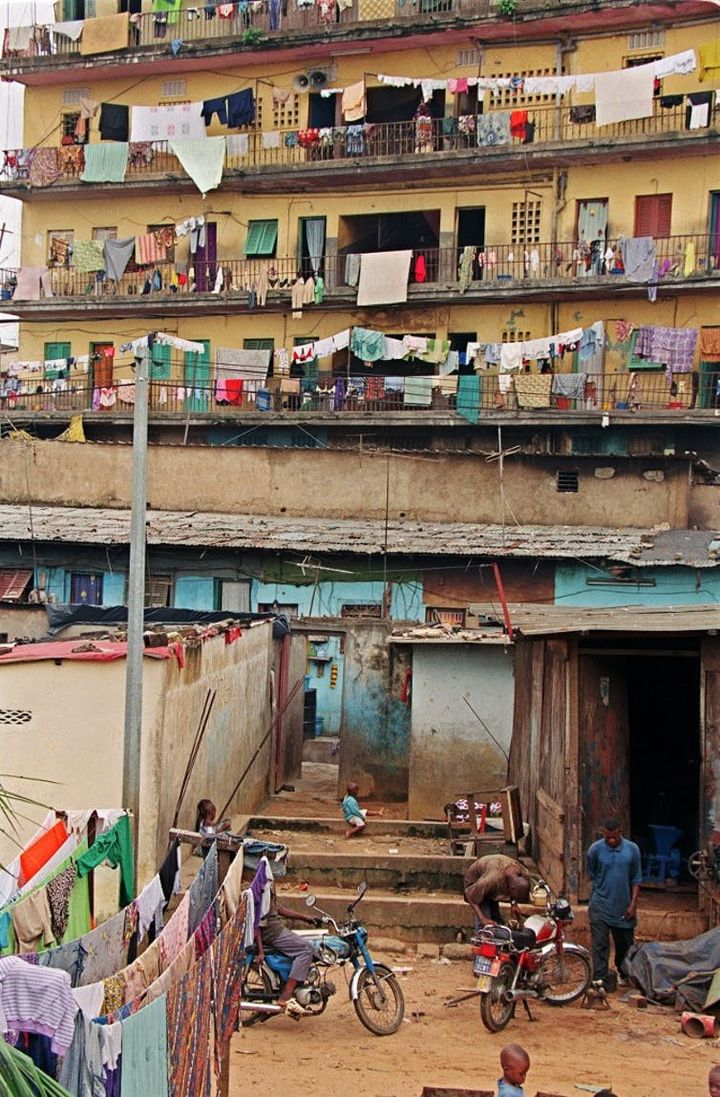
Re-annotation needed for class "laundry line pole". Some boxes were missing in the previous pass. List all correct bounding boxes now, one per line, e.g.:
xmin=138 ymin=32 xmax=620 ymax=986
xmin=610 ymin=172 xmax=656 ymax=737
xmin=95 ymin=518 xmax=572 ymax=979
xmin=122 ymin=341 xmax=150 ymax=851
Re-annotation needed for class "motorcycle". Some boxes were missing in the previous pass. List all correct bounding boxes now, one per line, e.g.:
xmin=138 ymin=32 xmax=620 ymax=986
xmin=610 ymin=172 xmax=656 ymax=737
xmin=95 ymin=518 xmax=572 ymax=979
xmin=472 ymin=888 xmax=592 ymax=1032
xmin=239 ymin=882 xmax=406 ymax=1036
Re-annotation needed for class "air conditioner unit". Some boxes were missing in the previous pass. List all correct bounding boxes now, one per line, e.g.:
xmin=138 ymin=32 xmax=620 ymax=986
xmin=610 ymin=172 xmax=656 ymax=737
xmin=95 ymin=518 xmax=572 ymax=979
xmin=292 ymin=67 xmax=335 ymax=92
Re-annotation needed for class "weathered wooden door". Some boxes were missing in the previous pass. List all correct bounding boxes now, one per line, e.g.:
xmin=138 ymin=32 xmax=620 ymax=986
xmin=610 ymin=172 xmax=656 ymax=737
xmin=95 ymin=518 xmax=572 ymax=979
xmin=578 ymin=653 xmax=630 ymax=899
xmin=701 ymin=639 xmax=720 ymax=845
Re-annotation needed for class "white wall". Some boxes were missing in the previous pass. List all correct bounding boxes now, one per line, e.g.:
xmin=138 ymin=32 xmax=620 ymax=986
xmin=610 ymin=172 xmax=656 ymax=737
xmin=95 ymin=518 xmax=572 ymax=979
xmin=408 ymin=643 xmax=515 ymax=819
xmin=0 ymin=76 xmax=24 ymax=345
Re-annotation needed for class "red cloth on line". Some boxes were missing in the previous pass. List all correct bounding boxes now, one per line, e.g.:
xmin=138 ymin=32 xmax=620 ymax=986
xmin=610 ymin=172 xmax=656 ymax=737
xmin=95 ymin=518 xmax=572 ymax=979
xmin=225 ymin=378 xmax=244 ymax=405
xmin=18 ymin=821 xmax=68 ymax=888
xmin=413 ymin=254 xmax=427 ymax=283
xmin=510 ymin=109 xmax=528 ymax=140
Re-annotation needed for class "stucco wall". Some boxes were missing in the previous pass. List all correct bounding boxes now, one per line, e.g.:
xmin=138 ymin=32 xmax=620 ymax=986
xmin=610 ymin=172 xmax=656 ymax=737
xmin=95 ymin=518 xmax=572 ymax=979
xmin=140 ymin=623 xmax=274 ymax=877
xmin=337 ymin=620 xmax=411 ymax=802
xmin=0 ymin=604 xmax=49 ymax=640
xmin=0 ymin=440 xmax=690 ymax=529
xmin=407 ymin=643 xmax=515 ymax=819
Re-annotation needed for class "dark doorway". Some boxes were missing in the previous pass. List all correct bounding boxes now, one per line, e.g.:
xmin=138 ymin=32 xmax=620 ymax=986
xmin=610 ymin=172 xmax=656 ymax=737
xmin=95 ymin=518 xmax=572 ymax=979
xmin=457 ymin=207 xmax=485 ymax=250
xmin=309 ymin=93 xmax=337 ymax=128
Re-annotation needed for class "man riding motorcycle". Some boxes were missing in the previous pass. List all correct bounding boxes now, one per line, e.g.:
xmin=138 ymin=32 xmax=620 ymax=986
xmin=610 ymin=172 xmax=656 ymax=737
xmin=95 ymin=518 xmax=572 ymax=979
xmin=255 ymin=880 xmax=320 ymax=1017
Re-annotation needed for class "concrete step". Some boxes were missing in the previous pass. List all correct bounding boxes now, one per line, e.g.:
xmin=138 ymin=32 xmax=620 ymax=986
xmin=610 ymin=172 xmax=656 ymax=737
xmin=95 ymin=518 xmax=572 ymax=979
xmin=247 ymin=814 xmax=482 ymax=839
xmin=278 ymin=888 xmax=709 ymax=946
xmin=282 ymin=847 xmax=508 ymax=891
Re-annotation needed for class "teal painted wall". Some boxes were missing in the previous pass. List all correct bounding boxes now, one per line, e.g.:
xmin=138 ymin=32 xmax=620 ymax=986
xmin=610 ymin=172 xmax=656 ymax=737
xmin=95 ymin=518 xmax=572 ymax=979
xmin=555 ymin=564 xmax=720 ymax=606
xmin=174 ymin=575 xmax=216 ymax=610
xmin=252 ymin=579 xmax=423 ymax=619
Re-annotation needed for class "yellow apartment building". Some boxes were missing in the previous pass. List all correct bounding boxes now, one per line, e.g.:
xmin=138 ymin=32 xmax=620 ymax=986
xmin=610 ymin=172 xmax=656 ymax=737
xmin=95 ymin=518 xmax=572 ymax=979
xmin=1 ymin=0 xmax=720 ymax=415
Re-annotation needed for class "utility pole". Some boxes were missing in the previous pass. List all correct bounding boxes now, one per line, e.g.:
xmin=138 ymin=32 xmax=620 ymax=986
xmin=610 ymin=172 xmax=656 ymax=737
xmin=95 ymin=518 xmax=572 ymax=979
xmin=122 ymin=342 xmax=150 ymax=837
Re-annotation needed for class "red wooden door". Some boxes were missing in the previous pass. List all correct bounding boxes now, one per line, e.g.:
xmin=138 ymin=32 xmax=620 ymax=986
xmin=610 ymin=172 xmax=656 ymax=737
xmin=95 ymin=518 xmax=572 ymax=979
xmin=193 ymin=222 xmax=217 ymax=292
xmin=634 ymin=193 xmax=672 ymax=238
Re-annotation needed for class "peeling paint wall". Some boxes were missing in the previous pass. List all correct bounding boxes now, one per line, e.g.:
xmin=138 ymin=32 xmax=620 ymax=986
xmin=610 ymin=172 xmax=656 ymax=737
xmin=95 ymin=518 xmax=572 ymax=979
xmin=408 ymin=644 xmax=514 ymax=819
xmin=337 ymin=620 xmax=411 ymax=802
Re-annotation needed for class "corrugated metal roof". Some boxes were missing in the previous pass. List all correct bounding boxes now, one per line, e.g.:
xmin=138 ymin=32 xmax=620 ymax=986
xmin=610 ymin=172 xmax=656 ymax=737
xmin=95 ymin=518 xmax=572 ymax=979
xmin=0 ymin=504 xmax=700 ymax=561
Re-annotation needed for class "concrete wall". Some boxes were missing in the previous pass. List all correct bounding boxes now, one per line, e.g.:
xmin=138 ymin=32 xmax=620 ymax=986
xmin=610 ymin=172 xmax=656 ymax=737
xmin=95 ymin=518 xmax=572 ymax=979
xmin=140 ymin=623 xmax=275 ymax=877
xmin=0 ymin=440 xmax=690 ymax=529
xmin=0 ymin=604 xmax=49 ymax=640
xmin=407 ymin=643 xmax=515 ymax=819
xmin=337 ymin=620 xmax=412 ymax=803
xmin=555 ymin=563 xmax=720 ymax=606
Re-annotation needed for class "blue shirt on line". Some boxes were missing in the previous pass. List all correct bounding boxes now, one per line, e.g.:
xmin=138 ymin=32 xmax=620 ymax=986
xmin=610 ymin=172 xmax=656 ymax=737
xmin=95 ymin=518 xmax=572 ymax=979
xmin=587 ymin=836 xmax=642 ymax=928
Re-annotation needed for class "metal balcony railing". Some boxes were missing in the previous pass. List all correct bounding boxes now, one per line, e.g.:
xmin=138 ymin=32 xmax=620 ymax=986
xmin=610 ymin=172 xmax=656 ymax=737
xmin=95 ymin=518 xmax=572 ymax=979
xmin=1 ymin=235 xmax=717 ymax=304
xmin=2 ymin=372 xmax=719 ymax=418
xmin=1 ymin=98 xmax=715 ymax=192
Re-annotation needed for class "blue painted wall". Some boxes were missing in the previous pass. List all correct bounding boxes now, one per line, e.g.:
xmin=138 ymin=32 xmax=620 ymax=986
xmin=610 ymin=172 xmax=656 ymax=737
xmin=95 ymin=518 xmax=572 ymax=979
xmin=555 ymin=564 xmax=720 ymax=606
xmin=252 ymin=579 xmax=423 ymax=620
xmin=307 ymin=635 xmax=344 ymax=735
xmin=174 ymin=576 xmax=216 ymax=610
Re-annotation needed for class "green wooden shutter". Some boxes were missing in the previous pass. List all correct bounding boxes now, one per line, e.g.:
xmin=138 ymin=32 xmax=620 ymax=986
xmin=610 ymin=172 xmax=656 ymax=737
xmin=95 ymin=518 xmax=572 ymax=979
xmin=244 ymin=220 xmax=278 ymax=257
xmin=44 ymin=342 xmax=71 ymax=361
xmin=243 ymin=338 xmax=274 ymax=352
xmin=149 ymin=343 xmax=171 ymax=380
xmin=184 ymin=339 xmax=211 ymax=411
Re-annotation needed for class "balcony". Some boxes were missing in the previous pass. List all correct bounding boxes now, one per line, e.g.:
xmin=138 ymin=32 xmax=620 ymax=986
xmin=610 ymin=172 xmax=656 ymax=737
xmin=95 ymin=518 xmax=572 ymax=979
xmin=3 ymin=98 xmax=718 ymax=197
xmin=2 ymin=371 xmax=719 ymax=425
xmin=3 ymin=235 xmax=718 ymax=320
xmin=3 ymin=0 xmax=712 ymax=82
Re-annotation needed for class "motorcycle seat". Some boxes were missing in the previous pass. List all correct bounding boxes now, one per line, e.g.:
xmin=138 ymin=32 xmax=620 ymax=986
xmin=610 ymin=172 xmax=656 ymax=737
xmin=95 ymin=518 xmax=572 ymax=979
xmin=473 ymin=925 xmax=537 ymax=950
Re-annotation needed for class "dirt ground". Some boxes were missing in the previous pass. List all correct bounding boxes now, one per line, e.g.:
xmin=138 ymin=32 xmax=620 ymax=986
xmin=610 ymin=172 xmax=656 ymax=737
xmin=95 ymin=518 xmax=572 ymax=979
xmin=228 ymin=955 xmax=719 ymax=1097
xmin=248 ymin=826 xmax=454 ymax=856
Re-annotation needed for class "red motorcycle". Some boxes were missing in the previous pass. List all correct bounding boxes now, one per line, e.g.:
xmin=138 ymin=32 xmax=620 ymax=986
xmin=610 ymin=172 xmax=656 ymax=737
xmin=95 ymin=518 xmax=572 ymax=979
xmin=473 ymin=893 xmax=592 ymax=1032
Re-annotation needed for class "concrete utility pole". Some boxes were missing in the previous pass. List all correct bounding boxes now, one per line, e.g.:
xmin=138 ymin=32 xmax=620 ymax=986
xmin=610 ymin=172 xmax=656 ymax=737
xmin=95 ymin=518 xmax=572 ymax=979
xmin=122 ymin=343 xmax=150 ymax=832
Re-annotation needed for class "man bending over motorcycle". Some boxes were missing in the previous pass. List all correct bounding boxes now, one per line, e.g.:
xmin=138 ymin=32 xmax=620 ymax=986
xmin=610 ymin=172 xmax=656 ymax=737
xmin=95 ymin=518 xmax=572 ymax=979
xmin=256 ymin=883 xmax=320 ymax=1017
xmin=463 ymin=854 xmax=531 ymax=928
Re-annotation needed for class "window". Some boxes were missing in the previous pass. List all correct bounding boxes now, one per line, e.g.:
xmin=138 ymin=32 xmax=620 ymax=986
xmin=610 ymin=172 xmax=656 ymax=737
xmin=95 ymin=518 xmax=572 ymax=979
xmin=243 ymin=338 xmax=274 ymax=352
xmin=340 ymin=603 xmax=383 ymax=618
xmin=556 ymin=469 xmax=579 ymax=493
xmin=44 ymin=342 xmax=71 ymax=361
xmin=493 ymin=68 xmax=562 ymax=108
xmin=216 ymin=580 xmax=251 ymax=613
xmin=47 ymin=230 xmax=73 ymax=267
xmin=147 ymin=223 xmax=175 ymax=262
xmin=425 ymin=606 xmax=466 ymax=625
xmin=0 ymin=569 xmax=32 ymax=602
xmin=244 ymin=220 xmax=278 ymax=257
xmin=0 ymin=710 xmax=32 ymax=725
xmin=69 ymin=573 xmax=103 ymax=605
xmin=511 ymin=200 xmax=542 ymax=245
xmin=502 ymin=329 xmax=531 ymax=343
xmin=257 ymin=602 xmax=299 ymax=618
xmin=635 ymin=193 xmax=672 ymax=238
xmin=161 ymin=79 xmax=187 ymax=98
xmin=92 ymin=227 xmax=117 ymax=242
xmin=273 ymin=92 xmax=299 ymax=130
xmin=61 ymin=112 xmax=84 ymax=144
xmin=456 ymin=47 xmax=482 ymax=67
xmin=627 ymin=29 xmax=665 ymax=51
xmin=145 ymin=575 xmax=172 ymax=607
xmin=624 ymin=52 xmax=663 ymax=68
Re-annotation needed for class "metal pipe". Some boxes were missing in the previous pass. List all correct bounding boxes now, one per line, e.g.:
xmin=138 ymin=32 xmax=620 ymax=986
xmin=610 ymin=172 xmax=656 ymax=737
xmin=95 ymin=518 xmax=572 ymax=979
xmin=122 ymin=344 xmax=150 ymax=851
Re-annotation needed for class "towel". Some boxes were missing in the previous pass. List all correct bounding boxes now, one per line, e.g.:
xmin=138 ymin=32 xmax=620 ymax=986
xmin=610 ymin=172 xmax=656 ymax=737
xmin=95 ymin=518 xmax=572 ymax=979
xmin=79 ymin=12 xmax=129 ymax=55
xmin=81 ymin=143 xmax=128 ymax=183
xmin=700 ymin=327 xmax=720 ymax=362
xmin=356 ymin=250 xmax=412 ymax=307
xmin=14 ymin=267 xmax=52 ymax=301
xmin=99 ymin=103 xmax=129 ymax=142
xmin=52 ymin=20 xmax=84 ymax=41
xmin=594 ymin=66 xmax=654 ymax=125
xmin=73 ymin=240 xmax=106 ymax=272
xmin=513 ymin=373 xmax=553 ymax=408
xmin=135 ymin=234 xmax=166 ymax=265
xmin=7 ymin=26 xmax=34 ymax=50
xmin=620 ymin=236 xmax=656 ymax=283
xmin=403 ymin=377 xmax=433 ymax=407
xmin=130 ymin=103 xmax=205 ymax=142
xmin=552 ymin=373 xmax=586 ymax=400
xmin=104 ymin=238 xmax=136 ymax=281
xmin=169 ymin=137 xmax=225 ymax=194
xmin=342 ymin=81 xmax=366 ymax=122
xmin=699 ymin=41 xmax=720 ymax=81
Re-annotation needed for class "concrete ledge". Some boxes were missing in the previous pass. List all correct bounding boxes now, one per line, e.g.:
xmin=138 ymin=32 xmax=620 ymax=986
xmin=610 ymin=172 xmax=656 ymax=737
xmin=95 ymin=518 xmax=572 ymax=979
xmin=248 ymin=814 xmax=456 ymax=837
xmin=283 ymin=848 xmax=506 ymax=890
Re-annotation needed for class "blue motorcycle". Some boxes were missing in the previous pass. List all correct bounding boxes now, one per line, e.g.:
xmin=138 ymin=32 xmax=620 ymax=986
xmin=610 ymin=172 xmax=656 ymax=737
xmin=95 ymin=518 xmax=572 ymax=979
xmin=239 ymin=882 xmax=405 ymax=1036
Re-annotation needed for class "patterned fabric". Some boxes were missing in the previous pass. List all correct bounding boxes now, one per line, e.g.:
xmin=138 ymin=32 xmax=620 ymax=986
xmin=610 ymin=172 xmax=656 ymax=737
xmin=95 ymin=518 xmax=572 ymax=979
xmin=28 ymin=147 xmax=60 ymax=188
xmin=57 ymin=145 xmax=85 ymax=177
xmin=123 ymin=901 xmax=138 ymax=942
xmin=122 ymin=945 xmax=159 ymax=1002
xmin=77 ymin=909 xmax=129 ymax=985
xmin=37 ymin=940 xmax=88 ymax=986
xmin=46 ymin=863 xmax=77 ymax=942
xmin=167 ymin=950 xmax=213 ymax=1097
xmin=634 ymin=326 xmax=698 ymax=378
xmin=212 ymin=896 xmax=246 ymax=1082
xmin=193 ymin=906 xmax=216 ymax=960
xmin=128 ymin=142 xmax=155 ymax=168
xmin=101 ymin=973 xmax=125 ymax=1016
xmin=188 ymin=843 xmax=218 ymax=936
xmin=158 ymin=892 xmax=190 ymax=972
xmin=145 ymin=938 xmax=194 ymax=1005
xmin=513 ymin=373 xmax=553 ymax=408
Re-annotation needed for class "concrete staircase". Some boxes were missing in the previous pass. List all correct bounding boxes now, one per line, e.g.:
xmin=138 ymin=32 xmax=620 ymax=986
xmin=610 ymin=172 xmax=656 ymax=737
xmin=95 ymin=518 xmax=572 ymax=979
xmin=244 ymin=812 xmax=708 ymax=947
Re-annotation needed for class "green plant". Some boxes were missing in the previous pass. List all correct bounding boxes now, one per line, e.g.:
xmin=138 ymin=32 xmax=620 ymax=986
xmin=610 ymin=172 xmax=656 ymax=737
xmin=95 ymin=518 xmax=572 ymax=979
xmin=0 ymin=1038 xmax=73 ymax=1097
xmin=241 ymin=26 xmax=263 ymax=46
xmin=498 ymin=0 xmax=517 ymax=14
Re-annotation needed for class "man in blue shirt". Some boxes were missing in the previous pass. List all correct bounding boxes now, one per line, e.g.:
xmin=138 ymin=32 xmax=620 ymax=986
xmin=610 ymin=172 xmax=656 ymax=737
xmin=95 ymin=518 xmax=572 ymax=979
xmin=587 ymin=815 xmax=642 ymax=991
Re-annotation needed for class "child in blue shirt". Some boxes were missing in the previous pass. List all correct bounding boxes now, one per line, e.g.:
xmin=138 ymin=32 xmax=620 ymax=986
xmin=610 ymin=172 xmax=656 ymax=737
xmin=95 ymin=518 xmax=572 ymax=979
xmin=342 ymin=781 xmax=370 ymax=839
xmin=497 ymin=1044 xmax=530 ymax=1097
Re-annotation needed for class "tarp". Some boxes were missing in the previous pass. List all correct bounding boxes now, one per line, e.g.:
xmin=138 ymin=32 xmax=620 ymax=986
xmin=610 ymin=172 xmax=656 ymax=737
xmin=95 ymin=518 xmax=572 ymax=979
xmin=45 ymin=604 xmax=277 ymax=634
xmin=0 ymin=640 xmax=171 ymax=665
xmin=624 ymin=927 xmax=720 ymax=1010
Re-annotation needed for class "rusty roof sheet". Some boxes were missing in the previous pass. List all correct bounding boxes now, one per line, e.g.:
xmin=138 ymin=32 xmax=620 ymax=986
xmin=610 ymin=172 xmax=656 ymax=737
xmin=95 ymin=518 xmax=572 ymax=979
xmin=0 ymin=504 xmax=667 ymax=559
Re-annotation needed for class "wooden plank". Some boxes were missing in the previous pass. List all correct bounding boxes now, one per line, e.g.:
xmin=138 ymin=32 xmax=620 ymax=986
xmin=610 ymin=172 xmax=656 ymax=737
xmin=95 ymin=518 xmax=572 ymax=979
xmin=536 ymin=835 xmax=564 ymax=895
xmin=565 ymin=635 xmax=581 ymax=903
xmin=537 ymin=787 xmax=564 ymax=822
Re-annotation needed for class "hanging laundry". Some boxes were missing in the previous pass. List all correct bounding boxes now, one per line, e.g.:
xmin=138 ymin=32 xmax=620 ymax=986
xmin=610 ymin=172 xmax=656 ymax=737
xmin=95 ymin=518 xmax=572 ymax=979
xmin=594 ymin=66 xmax=654 ymax=125
xmin=103 ymin=238 xmax=135 ymax=281
xmin=99 ymin=102 xmax=130 ymax=142
xmin=476 ymin=111 xmax=511 ymax=146
xmin=227 ymin=89 xmax=255 ymax=126
xmin=513 ymin=373 xmax=553 ymax=408
xmin=79 ymin=12 xmax=129 ymax=55
xmin=500 ymin=343 xmax=524 ymax=371
xmin=135 ymin=234 xmax=166 ymax=265
xmin=73 ymin=240 xmax=107 ymax=273
xmin=262 ymin=131 xmax=281 ymax=149
xmin=81 ymin=143 xmax=129 ymax=184
xmin=0 ymin=957 xmax=77 ymax=1054
xmin=619 ymin=236 xmax=656 ymax=283
xmin=12 ymin=889 xmax=55 ymax=953
xmin=634 ymin=326 xmax=698 ymax=380
xmin=130 ymin=102 xmax=205 ymax=142
xmin=74 ymin=815 xmax=134 ymax=907
xmin=404 ymin=377 xmax=433 ymax=406
xmin=201 ymin=95 xmax=228 ymax=126
xmin=121 ymin=993 xmax=169 ymax=1097
xmin=342 ymin=81 xmax=366 ymax=121
xmin=351 ymin=328 xmax=388 ymax=362
xmin=58 ymin=1010 xmax=105 ymax=1094
xmin=509 ymin=109 xmax=528 ymax=140
xmin=28 ymin=148 xmax=60 ymax=188
xmin=168 ymin=137 xmax=225 ymax=194
xmin=687 ymin=91 xmax=713 ymax=129
xmin=357 ymin=250 xmax=412 ymax=307
xmin=46 ymin=863 xmax=77 ymax=943
xmin=226 ymin=133 xmax=249 ymax=156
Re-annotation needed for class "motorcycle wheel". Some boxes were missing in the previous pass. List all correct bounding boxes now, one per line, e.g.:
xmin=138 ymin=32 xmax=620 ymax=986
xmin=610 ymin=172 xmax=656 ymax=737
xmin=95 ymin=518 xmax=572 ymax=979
xmin=479 ymin=962 xmax=516 ymax=1033
xmin=240 ymin=964 xmax=276 ymax=1027
xmin=537 ymin=948 xmax=592 ymax=1005
xmin=353 ymin=964 xmax=405 ymax=1036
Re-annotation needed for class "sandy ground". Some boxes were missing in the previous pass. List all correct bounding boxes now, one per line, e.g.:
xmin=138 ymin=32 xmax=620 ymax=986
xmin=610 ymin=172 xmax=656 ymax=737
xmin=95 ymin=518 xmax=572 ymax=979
xmin=228 ymin=955 xmax=719 ymax=1097
xmin=258 ymin=762 xmax=409 ymax=820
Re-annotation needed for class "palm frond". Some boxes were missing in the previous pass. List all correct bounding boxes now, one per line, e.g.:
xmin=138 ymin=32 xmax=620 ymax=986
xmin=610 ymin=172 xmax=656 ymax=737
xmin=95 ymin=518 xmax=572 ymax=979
xmin=0 ymin=1039 xmax=73 ymax=1097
